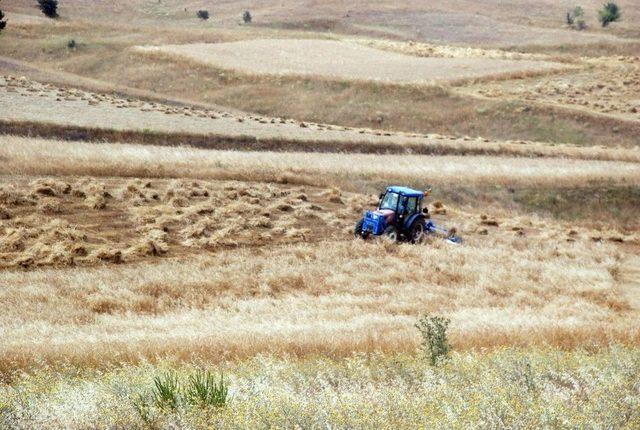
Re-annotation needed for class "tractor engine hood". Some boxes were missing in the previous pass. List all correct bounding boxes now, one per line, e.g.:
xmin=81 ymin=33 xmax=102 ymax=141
xmin=374 ymin=209 xmax=395 ymax=223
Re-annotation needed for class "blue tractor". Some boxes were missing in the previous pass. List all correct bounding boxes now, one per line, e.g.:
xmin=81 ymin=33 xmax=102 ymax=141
xmin=354 ymin=186 xmax=460 ymax=244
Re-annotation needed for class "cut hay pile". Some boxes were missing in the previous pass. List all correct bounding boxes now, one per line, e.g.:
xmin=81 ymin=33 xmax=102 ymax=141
xmin=0 ymin=219 xmax=89 ymax=268
xmin=0 ymin=177 xmax=367 ymax=269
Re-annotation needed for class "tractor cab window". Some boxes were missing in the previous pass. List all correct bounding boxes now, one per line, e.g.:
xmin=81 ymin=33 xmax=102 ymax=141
xmin=379 ymin=192 xmax=399 ymax=210
xmin=406 ymin=197 xmax=417 ymax=215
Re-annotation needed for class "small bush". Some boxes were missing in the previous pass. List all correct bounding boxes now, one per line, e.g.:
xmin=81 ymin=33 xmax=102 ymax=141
xmin=197 ymin=10 xmax=209 ymax=20
xmin=567 ymin=6 xmax=586 ymax=30
xmin=147 ymin=369 xmax=228 ymax=413
xmin=243 ymin=10 xmax=252 ymax=24
xmin=67 ymin=39 xmax=76 ymax=49
xmin=185 ymin=369 xmax=228 ymax=408
xmin=151 ymin=371 xmax=180 ymax=411
xmin=598 ymin=2 xmax=620 ymax=27
xmin=566 ymin=11 xmax=574 ymax=26
xmin=415 ymin=314 xmax=451 ymax=366
xmin=37 ymin=0 xmax=58 ymax=18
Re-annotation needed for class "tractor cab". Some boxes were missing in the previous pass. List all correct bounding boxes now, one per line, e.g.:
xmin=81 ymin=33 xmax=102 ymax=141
xmin=376 ymin=186 xmax=426 ymax=226
xmin=355 ymin=186 xmax=429 ymax=242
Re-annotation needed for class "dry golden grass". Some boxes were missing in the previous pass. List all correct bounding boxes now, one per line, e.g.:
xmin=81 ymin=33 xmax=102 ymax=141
xmin=1 ymin=4 xmax=639 ymax=427
xmin=1 ymin=172 xmax=638 ymax=376
xmin=0 ymin=231 xmax=638 ymax=376
xmin=2 ymin=135 xmax=639 ymax=188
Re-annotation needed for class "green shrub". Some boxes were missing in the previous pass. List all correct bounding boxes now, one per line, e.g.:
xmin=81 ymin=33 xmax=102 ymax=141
xmin=415 ymin=314 xmax=451 ymax=366
xmin=598 ymin=2 xmax=620 ymax=27
xmin=151 ymin=371 xmax=181 ymax=411
xmin=197 ymin=10 xmax=209 ymax=20
xmin=37 ymin=0 xmax=58 ymax=18
xmin=186 ymin=369 xmax=228 ymax=408
xmin=243 ymin=10 xmax=252 ymax=24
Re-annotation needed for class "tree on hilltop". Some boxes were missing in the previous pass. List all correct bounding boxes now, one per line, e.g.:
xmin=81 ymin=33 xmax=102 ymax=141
xmin=0 ymin=0 xmax=7 ymax=33
xmin=0 ymin=10 xmax=7 ymax=34
xmin=598 ymin=2 xmax=621 ymax=27
xmin=37 ymin=0 xmax=58 ymax=18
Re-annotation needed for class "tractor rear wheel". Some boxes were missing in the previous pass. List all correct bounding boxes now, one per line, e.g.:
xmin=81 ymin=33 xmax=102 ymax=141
xmin=383 ymin=225 xmax=398 ymax=242
xmin=410 ymin=221 xmax=425 ymax=244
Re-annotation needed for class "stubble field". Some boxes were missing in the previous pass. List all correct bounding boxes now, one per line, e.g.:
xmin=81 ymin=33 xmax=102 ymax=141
xmin=135 ymin=39 xmax=567 ymax=85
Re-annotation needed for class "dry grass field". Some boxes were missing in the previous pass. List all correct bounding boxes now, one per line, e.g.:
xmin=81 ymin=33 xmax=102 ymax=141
xmin=0 ymin=0 xmax=639 ymax=428
xmin=135 ymin=39 xmax=567 ymax=84
xmin=465 ymin=56 xmax=640 ymax=121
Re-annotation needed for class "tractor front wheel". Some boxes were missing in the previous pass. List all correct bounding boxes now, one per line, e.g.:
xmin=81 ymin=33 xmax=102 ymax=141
xmin=383 ymin=225 xmax=398 ymax=242
xmin=354 ymin=219 xmax=366 ymax=239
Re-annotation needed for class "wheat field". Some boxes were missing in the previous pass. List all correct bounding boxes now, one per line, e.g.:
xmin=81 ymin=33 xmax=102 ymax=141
xmin=3 ymin=136 xmax=640 ymax=186
xmin=1 ymin=0 xmax=640 ymax=427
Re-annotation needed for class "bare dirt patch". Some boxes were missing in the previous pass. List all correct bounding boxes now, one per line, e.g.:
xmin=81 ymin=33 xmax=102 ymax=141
xmin=136 ymin=39 xmax=566 ymax=85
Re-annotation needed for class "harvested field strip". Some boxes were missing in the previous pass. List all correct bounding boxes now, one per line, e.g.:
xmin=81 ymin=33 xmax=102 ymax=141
xmin=3 ymin=74 xmax=640 ymax=161
xmin=134 ymin=39 xmax=568 ymax=85
xmin=2 ymin=136 xmax=640 ymax=187
xmin=4 ymin=119 xmax=640 ymax=161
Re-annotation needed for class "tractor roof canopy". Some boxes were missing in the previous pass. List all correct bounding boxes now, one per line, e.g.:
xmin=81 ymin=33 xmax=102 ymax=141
xmin=386 ymin=186 xmax=424 ymax=198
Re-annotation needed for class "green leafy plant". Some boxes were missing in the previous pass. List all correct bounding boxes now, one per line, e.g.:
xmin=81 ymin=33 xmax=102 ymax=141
xmin=415 ymin=314 xmax=451 ymax=366
xmin=151 ymin=371 xmax=181 ymax=411
xmin=37 ymin=0 xmax=58 ymax=18
xmin=185 ymin=369 xmax=228 ymax=408
xmin=598 ymin=2 xmax=620 ymax=27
